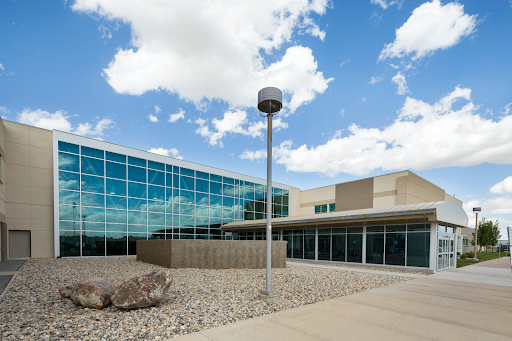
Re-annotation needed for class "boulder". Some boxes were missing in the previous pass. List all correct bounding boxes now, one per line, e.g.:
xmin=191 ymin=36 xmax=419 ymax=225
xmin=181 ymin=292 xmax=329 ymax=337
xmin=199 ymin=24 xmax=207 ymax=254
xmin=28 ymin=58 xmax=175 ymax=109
xmin=70 ymin=278 xmax=116 ymax=309
xmin=112 ymin=269 xmax=172 ymax=310
xmin=59 ymin=285 xmax=74 ymax=299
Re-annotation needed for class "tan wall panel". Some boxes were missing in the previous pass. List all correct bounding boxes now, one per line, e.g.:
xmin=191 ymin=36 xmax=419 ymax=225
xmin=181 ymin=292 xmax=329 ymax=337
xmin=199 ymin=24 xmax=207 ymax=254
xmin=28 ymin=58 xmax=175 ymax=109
xmin=0 ymin=117 xmax=5 ymax=153
xmin=405 ymin=180 xmax=444 ymax=202
xmin=29 ymin=127 xmax=53 ymax=150
xmin=373 ymin=171 xmax=408 ymax=193
xmin=288 ymin=187 xmax=301 ymax=217
xmin=31 ymin=230 xmax=54 ymax=258
xmin=0 ymin=199 xmax=5 ymax=221
xmin=30 ymin=146 xmax=53 ymax=170
xmin=373 ymin=195 xmax=397 ymax=208
xmin=335 ymin=178 xmax=374 ymax=211
xmin=300 ymin=206 xmax=315 ymax=216
xmin=29 ymin=167 xmax=53 ymax=189
xmin=445 ymin=193 xmax=463 ymax=207
xmin=6 ymin=218 xmax=31 ymax=230
xmin=5 ymin=163 xmax=30 ymax=186
xmin=30 ymin=205 xmax=53 ymax=221
xmin=30 ymin=219 xmax=54 ymax=231
xmin=5 ymin=184 xmax=30 ymax=204
xmin=300 ymin=185 xmax=335 ymax=205
xmin=5 ymin=141 xmax=29 ymax=166
xmin=0 ymin=158 xmax=5 ymax=199
xmin=4 ymin=121 xmax=30 ymax=145
xmin=30 ymin=187 xmax=53 ymax=206
xmin=6 ymin=203 xmax=30 ymax=220
xmin=406 ymin=172 xmax=445 ymax=197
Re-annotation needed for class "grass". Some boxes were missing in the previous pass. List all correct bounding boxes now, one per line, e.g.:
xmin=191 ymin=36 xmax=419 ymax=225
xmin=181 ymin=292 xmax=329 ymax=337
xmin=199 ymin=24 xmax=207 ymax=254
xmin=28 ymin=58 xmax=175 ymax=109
xmin=456 ymin=251 xmax=509 ymax=268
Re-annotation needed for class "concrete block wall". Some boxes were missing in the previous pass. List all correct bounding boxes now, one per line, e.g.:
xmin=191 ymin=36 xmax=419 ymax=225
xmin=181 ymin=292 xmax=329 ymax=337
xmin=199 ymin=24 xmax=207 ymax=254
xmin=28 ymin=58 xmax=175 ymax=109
xmin=4 ymin=121 xmax=54 ymax=259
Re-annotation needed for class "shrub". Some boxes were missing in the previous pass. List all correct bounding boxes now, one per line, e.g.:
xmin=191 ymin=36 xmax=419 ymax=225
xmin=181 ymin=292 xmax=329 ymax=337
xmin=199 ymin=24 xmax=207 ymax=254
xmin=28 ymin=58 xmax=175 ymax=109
xmin=460 ymin=254 xmax=467 ymax=259
xmin=457 ymin=252 xmax=460 ymax=256
xmin=466 ymin=252 xmax=474 ymax=258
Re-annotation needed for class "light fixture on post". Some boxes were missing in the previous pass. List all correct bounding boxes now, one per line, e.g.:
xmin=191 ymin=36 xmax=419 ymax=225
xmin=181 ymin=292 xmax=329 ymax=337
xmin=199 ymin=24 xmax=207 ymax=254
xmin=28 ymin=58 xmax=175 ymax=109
xmin=257 ymin=87 xmax=282 ymax=303
xmin=473 ymin=207 xmax=481 ymax=260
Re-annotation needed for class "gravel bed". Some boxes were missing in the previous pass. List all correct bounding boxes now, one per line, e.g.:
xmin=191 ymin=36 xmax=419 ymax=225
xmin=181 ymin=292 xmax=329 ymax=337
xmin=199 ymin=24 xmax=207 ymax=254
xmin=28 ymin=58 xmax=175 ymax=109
xmin=0 ymin=257 xmax=412 ymax=340
xmin=289 ymin=259 xmax=430 ymax=275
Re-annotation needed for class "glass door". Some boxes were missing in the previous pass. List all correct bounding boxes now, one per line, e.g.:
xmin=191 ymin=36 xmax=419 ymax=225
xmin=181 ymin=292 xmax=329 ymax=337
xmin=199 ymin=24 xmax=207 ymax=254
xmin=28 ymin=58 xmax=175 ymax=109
xmin=437 ymin=232 xmax=455 ymax=271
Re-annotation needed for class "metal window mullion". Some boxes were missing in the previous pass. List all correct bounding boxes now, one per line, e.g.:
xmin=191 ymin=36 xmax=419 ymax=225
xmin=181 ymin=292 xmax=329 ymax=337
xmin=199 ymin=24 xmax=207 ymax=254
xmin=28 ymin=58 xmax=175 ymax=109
xmin=104 ymin=157 xmax=107 ymax=257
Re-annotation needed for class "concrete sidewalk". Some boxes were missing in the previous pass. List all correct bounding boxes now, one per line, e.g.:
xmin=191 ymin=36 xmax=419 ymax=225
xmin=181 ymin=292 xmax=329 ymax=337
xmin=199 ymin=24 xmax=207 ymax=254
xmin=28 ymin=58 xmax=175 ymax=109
xmin=170 ymin=258 xmax=512 ymax=341
xmin=0 ymin=260 xmax=26 ymax=302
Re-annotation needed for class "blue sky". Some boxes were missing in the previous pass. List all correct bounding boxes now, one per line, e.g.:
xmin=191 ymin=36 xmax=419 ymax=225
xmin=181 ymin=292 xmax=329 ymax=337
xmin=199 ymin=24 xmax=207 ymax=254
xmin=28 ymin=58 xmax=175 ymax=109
xmin=1 ymin=0 xmax=512 ymax=237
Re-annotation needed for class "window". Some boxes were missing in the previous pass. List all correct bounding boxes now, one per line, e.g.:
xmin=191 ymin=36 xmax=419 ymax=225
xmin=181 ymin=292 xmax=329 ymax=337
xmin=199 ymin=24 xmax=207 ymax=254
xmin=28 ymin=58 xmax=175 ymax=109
xmin=329 ymin=203 xmax=335 ymax=212
xmin=315 ymin=204 xmax=327 ymax=214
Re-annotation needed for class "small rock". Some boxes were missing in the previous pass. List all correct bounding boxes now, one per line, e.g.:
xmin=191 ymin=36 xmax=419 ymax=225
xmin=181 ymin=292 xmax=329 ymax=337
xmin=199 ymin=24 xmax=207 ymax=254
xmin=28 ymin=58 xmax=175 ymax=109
xmin=70 ymin=278 xmax=116 ymax=309
xmin=112 ymin=269 xmax=173 ymax=310
xmin=59 ymin=285 xmax=75 ymax=299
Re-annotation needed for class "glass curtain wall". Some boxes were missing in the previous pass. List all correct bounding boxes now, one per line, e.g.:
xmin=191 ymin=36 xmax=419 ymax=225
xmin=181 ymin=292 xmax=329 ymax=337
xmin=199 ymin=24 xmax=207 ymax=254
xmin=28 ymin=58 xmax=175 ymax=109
xmin=58 ymin=141 xmax=289 ymax=257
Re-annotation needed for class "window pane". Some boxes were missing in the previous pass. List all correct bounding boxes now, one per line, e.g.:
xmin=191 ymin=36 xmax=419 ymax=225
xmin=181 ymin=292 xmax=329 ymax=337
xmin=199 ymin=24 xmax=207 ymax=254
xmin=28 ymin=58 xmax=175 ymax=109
xmin=407 ymin=232 xmax=430 ymax=267
xmin=367 ymin=226 xmax=384 ymax=233
xmin=223 ymin=196 xmax=234 ymax=209
xmin=59 ymin=171 xmax=80 ymax=190
xmin=366 ymin=233 xmax=384 ymax=264
xmin=304 ymin=234 xmax=315 ymax=260
xmin=106 ymin=178 xmax=126 ymax=196
xmin=407 ymin=224 xmax=430 ymax=232
xmin=82 ymin=222 xmax=105 ymax=231
xmin=180 ymin=204 xmax=195 ymax=215
xmin=148 ymin=160 xmax=165 ymax=171
xmin=223 ymin=184 xmax=234 ymax=196
xmin=292 ymin=234 xmax=303 ymax=259
xmin=106 ymin=151 xmax=126 ymax=163
xmin=196 ymin=179 xmax=208 ymax=193
xmin=148 ymin=185 xmax=165 ymax=201
xmin=148 ymin=200 xmax=165 ymax=213
xmin=106 ymin=232 xmax=127 ymax=256
xmin=60 ymin=230 xmax=80 ymax=257
xmin=210 ymin=207 xmax=221 ymax=218
xmin=385 ymin=233 xmax=406 ymax=266
xmin=196 ymin=171 xmax=209 ymax=180
xmin=180 ymin=215 xmax=195 ymax=227
xmin=81 ymin=156 xmax=104 ymax=176
xmin=82 ymin=206 xmax=105 ymax=223
xmin=128 ymin=156 xmax=146 ymax=167
xmin=180 ymin=168 xmax=194 ymax=177
xmin=128 ymin=211 xmax=147 ymax=225
xmin=128 ymin=225 xmax=146 ymax=233
xmin=128 ymin=198 xmax=147 ymax=211
xmin=106 ymin=209 xmax=127 ymax=223
xmin=82 ymin=231 xmax=105 ymax=256
xmin=128 ymin=233 xmax=146 ymax=255
xmin=59 ymin=204 xmax=80 ymax=221
xmin=329 ymin=203 xmax=335 ymax=212
xmin=58 ymin=141 xmax=79 ymax=154
xmin=210 ymin=174 xmax=222 ymax=182
xmin=81 ymin=146 xmax=104 ymax=159
xmin=166 ymin=164 xmax=173 ymax=172
xmin=60 ymin=221 xmax=80 ymax=231
xmin=210 ymin=182 xmax=222 ymax=195
xmin=148 ymin=169 xmax=165 ymax=186
xmin=82 ymin=193 xmax=105 ymax=207
xmin=347 ymin=227 xmax=363 ymax=233
xmin=166 ymin=173 xmax=173 ymax=188
xmin=196 ymin=192 xmax=209 ymax=206
xmin=244 ymin=188 xmax=254 ymax=200
xmin=59 ymin=190 xmax=80 ymax=205
xmin=106 ymin=195 xmax=127 ymax=209
xmin=128 ymin=182 xmax=146 ymax=199
xmin=180 ymin=176 xmax=194 ymax=190
xmin=196 ymin=216 xmax=208 ymax=227
xmin=179 ymin=190 xmax=194 ymax=204
xmin=321 ymin=204 xmax=327 ymax=213
xmin=148 ymin=212 xmax=165 ymax=226
xmin=273 ymin=195 xmax=282 ymax=205
xmin=386 ymin=225 xmax=406 ymax=232
xmin=81 ymin=174 xmax=104 ymax=194
xmin=347 ymin=234 xmax=362 ymax=263
xmin=107 ymin=223 xmax=126 ymax=232
xmin=59 ymin=152 xmax=79 ymax=172
xmin=128 ymin=165 xmax=146 ymax=183
xmin=106 ymin=162 xmax=126 ymax=180
xmin=254 ymin=190 xmax=265 ymax=201
xmin=196 ymin=206 xmax=209 ymax=217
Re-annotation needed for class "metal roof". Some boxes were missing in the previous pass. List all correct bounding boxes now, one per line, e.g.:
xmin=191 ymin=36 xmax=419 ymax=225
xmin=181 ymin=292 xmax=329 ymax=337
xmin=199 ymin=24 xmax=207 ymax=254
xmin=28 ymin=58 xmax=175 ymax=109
xmin=222 ymin=201 xmax=468 ymax=230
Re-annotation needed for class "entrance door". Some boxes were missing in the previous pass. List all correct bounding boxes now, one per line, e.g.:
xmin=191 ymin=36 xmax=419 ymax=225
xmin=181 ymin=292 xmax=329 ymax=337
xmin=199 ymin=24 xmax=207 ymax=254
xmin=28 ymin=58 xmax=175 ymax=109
xmin=9 ymin=230 xmax=31 ymax=259
xmin=437 ymin=233 xmax=455 ymax=272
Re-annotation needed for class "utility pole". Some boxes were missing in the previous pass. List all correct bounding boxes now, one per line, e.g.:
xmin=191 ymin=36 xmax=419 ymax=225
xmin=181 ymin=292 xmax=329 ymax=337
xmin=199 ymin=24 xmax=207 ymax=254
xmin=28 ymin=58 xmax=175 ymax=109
xmin=473 ymin=207 xmax=481 ymax=260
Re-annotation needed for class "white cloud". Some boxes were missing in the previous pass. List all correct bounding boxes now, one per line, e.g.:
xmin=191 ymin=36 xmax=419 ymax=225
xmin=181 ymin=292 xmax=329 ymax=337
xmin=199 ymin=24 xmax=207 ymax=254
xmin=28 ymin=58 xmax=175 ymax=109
xmin=389 ymin=63 xmax=399 ymax=69
xmin=148 ymin=147 xmax=183 ymax=160
xmin=0 ymin=63 xmax=4 ymax=70
xmin=0 ymin=106 xmax=9 ymax=114
xmin=490 ymin=176 xmax=512 ymax=194
xmin=98 ymin=24 xmax=112 ymax=39
xmin=253 ymin=86 xmax=512 ymax=177
xmin=369 ymin=76 xmax=384 ymax=84
xmin=391 ymin=71 xmax=410 ymax=95
xmin=17 ymin=108 xmax=114 ymax=137
xmin=168 ymin=108 xmax=185 ymax=123
xmin=371 ymin=0 xmax=403 ymax=10
xmin=71 ymin=0 xmax=332 ymax=113
xmin=148 ymin=114 xmax=158 ymax=122
xmin=340 ymin=108 xmax=345 ymax=116
xmin=195 ymin=110 xmax=288 ymax=147
xmin=154 ymin=105 xmax=161 ymax=114
xmin=379 ymin=0 xmax=478 ymax=60
xmin=239 ymin=149 xmax=267 ymax=161
xmin=361 ymin=97 xmax=366 ymax=102
xmin=340 ymin=59 xmax=350 ymax=67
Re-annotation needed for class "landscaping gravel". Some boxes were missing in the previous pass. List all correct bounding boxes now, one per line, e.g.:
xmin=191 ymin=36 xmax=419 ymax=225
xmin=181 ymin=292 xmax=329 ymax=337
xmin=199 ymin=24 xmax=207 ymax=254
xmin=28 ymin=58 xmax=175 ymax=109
xmin=0 ymin=257 xmax=412 ymax=340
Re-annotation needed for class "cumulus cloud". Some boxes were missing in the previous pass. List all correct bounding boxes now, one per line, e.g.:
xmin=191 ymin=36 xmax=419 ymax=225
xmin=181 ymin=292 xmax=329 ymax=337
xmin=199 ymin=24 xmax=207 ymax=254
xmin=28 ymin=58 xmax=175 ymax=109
xmin=239 ymin=149 xmax=267 ymax=161
xmin=148 ymin=147 xmax=183 ymax=159
xmin=369 ymin=76 xmax=384 ymax=84
xmin=391 ymin=72 xmax=410 ymax=95
xmin=0 ymin=106 xmax=9 ymax=113
xmin=17 ymin=108 xmax=114 ymax=137
xmin=0 ymin=63 xmax=4 ymax=70
xmin=490 ymin=176 xmax=512 ymax=194
xmin=371 ymin=0 xmax=403 ymax=10
xmin=148 ymin=114 xmax=158 ymax=122
xmin=154 ymin=105 xmax=161 ymax=114
xmin=239 ymin=86 xmax=512 ymax=177
xmin=379 ymin=0 xmax=478 ymax=60
xmin=98 ymin=24 xmax=112 ymax=39
xmin=72 ymin=0 xmax=332 ymax=113
xmin=168 ymin=108 xmax=185 ymax=123
xmin=195 ymin=110 xmax=288 ymax=147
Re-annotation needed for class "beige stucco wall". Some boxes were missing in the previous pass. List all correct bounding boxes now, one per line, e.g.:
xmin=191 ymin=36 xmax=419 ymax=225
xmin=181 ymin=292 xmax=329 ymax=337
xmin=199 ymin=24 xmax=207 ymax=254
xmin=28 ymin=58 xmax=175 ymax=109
xmin=445 ymin=193 xmax=463 ymax=207
xmin=4 ymin=121 xmax=54 ymax=259
xmin=0 ymin=118 xmax=5 ymax=261
xmin=397 ymin=172 xmax=445 ymax=205
xmin=288 ymin=187 xmax=301 ymax=217
xmin=372 ymin=171 xmax=408 ymax=208
xmin=299 ymin=185 xmax=335 ymax=216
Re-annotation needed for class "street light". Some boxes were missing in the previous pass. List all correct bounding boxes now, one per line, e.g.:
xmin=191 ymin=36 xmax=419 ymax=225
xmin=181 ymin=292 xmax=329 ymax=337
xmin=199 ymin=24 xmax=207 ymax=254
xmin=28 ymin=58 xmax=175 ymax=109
xmin=257 ymin=87 xmax=282 ymax=303
xmin=473 ymin=207 xmax=481 ymax=260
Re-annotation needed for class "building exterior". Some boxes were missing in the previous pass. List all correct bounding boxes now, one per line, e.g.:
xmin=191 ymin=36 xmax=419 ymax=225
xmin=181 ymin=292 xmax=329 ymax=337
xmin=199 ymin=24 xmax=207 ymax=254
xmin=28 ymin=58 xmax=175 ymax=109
xmin=0 ymin=118 xmax=469 ymax=272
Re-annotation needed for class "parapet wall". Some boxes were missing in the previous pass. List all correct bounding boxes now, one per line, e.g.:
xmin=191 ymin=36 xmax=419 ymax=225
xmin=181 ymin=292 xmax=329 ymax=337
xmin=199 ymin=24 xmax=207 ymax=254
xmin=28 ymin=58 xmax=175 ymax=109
xmin=137 ymin=240 xmax=287 ymax=269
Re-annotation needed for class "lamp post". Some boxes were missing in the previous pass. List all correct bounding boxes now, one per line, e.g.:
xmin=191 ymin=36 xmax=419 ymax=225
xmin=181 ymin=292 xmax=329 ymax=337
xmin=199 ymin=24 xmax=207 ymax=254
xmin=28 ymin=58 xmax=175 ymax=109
xmin=257 ymin=87 xmax=282 ymax=303
xmin=473 ymin=207 xmax=481 ymax=260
